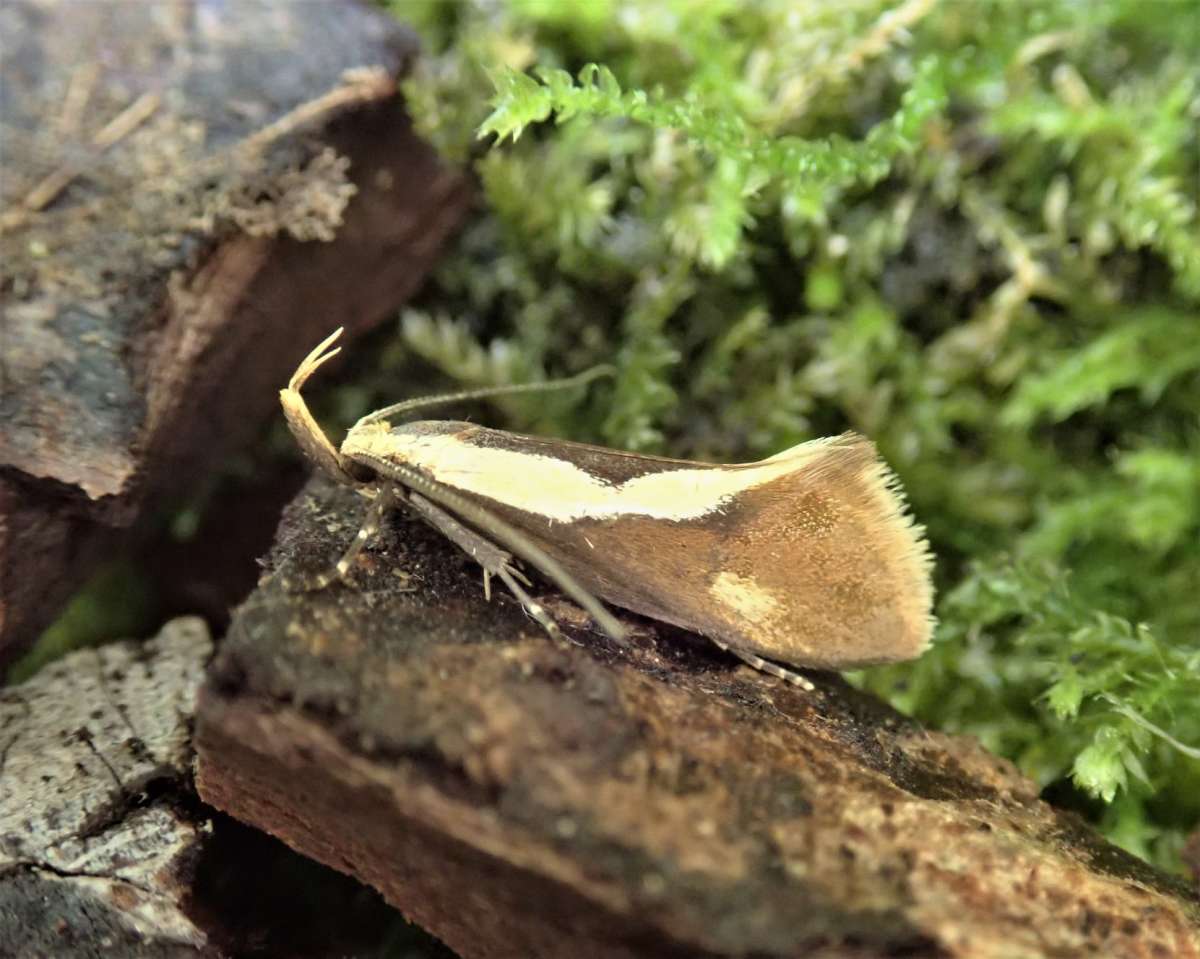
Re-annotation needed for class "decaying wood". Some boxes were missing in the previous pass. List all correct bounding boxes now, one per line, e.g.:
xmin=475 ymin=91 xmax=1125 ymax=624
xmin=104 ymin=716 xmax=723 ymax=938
xmin=195 ymin=478 xmax=1200 ymax=959
xmin=0 ymin=616 xmax=438 ymax=959
xmin=0 ymin=618 xmax=213 ymax=955
xmin=0 ymin=0 xmax=473 ymax=664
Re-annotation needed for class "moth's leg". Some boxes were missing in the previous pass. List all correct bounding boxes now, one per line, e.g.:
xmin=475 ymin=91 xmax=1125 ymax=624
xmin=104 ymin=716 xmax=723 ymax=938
xmin=405 ymin=492 xmax=563 ymax=641
xmin=493 ymin=563 xmax=565 ymax=641
xmin=485 ymin=562 xmax=533 ymax=598
xmin=708 ymin=638 xmax=816 ymax=691
xmin=373 ymin=460 xmax=625 ymax=641
xmin=405 ymin=491 xmax=517 ymax=586
xmin=285 ymin=485 xmax=397 ymax=592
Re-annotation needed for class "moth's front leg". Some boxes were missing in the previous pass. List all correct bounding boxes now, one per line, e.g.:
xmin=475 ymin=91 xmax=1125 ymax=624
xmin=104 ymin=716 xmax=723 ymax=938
xmin=284 ymin=485 xmax=398 ymax=593
xmin=405 ymin=491 xmax=564 ymax=641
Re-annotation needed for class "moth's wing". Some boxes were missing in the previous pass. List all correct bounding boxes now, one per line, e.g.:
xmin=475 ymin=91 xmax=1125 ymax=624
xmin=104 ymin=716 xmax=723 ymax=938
xmin=414 ymin=425 xmax=734 ymax=626
xmin=703 ymin=434 xmax=934 ymax=668
xmin=457 ymin=427 xmax=712 ymax=480
xmin=510 ymin=432 xmax=935 ymax=670
xmin=353 ymin=423 xmax=933 ymax=669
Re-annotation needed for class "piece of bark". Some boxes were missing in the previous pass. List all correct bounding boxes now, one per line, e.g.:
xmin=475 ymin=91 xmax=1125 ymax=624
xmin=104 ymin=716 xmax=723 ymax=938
xmin=0 ymin=0 xmax=472 ymax=664
xmin=0 ymin=617 xmax=213 ymax=955
xmin=0 ymin=615 xmax=446 ymax=958
xmin=195 ymin=478 xmax=1200 ymax=959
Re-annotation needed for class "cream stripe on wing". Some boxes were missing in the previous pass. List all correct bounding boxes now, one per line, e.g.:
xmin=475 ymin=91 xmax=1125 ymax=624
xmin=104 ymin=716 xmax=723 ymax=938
xmin=343 ymin=429 xmax=841 ymax=523
xmin=709 ymin=571 xmax=783 ymax=625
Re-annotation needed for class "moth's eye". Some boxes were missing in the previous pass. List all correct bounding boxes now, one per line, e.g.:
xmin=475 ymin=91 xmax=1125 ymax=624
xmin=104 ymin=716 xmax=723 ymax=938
xmin=348 ymin=460 xmax=377 ymax=484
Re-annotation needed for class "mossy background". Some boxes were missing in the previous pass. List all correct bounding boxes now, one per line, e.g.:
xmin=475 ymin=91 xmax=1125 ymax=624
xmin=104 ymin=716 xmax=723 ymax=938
xmin=14 ymin=0 xmax=1199 ymax=882
xmin=381 ymin=0 xmax=1200 ymax=873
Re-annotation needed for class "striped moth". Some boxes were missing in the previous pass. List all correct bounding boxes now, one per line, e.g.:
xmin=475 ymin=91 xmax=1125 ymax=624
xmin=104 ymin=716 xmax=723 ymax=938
xmin=280 ymin=328 xmax=935 ymax=690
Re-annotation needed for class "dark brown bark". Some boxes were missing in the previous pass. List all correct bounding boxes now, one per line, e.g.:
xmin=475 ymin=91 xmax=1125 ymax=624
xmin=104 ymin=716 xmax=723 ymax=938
xmin=0 ymin=0 xmax=473 ymax=664
xmin=196 ymin=478 xmax=1200 ymax=959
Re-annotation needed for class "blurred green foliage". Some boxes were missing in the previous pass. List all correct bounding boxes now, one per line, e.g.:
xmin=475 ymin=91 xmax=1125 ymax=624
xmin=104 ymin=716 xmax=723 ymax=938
xmin=8 ymin=562 xmax=156 ymax=685
xmin=384 ymin=0 xmax=1200 ymax=870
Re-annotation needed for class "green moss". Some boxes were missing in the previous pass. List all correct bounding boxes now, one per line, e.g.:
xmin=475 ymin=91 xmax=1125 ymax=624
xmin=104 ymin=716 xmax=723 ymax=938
xmin=8 ymin=562 xmax=156 ymax=685
xmin=389 ymin=0 xmax=1200 ymax=871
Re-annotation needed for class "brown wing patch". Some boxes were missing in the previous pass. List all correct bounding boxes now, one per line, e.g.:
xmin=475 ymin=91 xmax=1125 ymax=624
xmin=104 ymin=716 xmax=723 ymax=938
xmin=707 ymin=436 xmax=934 ymax=668
xmin=458 ymin=425 xmax=703 ymax=485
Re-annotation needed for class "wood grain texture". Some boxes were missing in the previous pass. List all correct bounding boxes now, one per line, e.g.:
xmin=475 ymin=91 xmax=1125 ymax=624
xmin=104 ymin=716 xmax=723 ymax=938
xmin=195 ymin=477 xmax=1200 ymax=959
xmin=0 ymin=616 xmax=435 ymax=958
xmin=0 ymin=618 xmax=213 ymax=956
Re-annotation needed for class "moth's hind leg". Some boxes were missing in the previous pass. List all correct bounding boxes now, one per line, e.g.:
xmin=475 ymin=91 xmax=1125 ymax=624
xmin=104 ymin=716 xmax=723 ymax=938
xmin=708 ymin=638 xmax=816 ymax=692
xmin=284 ymin=485 xmax=398 ymax=592
xmin=491 ymin=563 xmax=566 ymax=641
xmin=405 ymin=491 xmax=564 ymax=641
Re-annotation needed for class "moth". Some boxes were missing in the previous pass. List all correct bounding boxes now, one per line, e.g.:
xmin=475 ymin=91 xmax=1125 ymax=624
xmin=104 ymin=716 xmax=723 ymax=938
xmin=280 ymin=328 xmax=934 ymax=690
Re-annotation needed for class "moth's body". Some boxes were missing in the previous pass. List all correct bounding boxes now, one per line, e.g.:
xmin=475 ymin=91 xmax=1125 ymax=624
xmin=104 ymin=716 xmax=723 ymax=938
xmin=344 ymin=421 xmax=932 ymax=669
xmin=280 ymin=328 xmax=935 ymax=688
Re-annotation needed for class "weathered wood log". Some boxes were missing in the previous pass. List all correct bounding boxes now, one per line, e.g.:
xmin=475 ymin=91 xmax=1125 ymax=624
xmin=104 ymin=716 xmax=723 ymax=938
xmin=195 ymin=478 xmax=1200 ymax=959
xmin=0 ymin=616 xmax=447 ymax=958
xmin=0 ymin=0 xmax=472 ymax=664
xmin=0 ymin=618 xmax=213 ymax=955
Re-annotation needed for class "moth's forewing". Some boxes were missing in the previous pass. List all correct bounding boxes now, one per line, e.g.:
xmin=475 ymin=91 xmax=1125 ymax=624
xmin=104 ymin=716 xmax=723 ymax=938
xmin=492 ymin=434 xmax=933 ymax=669
xmin=343 ymin=423 xmax=933 ymax=669
xmin=706 ymin=438 xmax=934 ymax=667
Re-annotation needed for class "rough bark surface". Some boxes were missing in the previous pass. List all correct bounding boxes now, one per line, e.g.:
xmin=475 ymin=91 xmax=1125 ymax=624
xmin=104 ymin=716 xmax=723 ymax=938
xmin=0 ymin=0 xmax=473 ymax=663
xmin=0 ymin=616 xmax=439 ymax=959
xmin=0 ymin=618 xmax=213 ymax=956
xmin=196 ymin=478 xmax=1200 ymax=959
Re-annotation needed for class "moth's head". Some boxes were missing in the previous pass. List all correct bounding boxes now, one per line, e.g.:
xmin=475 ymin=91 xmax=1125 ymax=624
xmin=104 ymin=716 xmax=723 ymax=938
xmin=281 ymin=326 xmax=376 ymax=488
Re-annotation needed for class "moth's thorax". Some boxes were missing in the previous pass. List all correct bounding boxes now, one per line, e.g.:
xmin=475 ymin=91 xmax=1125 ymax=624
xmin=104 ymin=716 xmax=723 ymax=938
xmin=342 ymin=420 xmax=472 ymax=467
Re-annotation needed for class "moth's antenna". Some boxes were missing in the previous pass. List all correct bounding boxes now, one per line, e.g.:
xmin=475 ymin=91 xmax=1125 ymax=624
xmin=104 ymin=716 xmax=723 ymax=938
xmin=356 ymin=365 xmax=616 ymax=426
